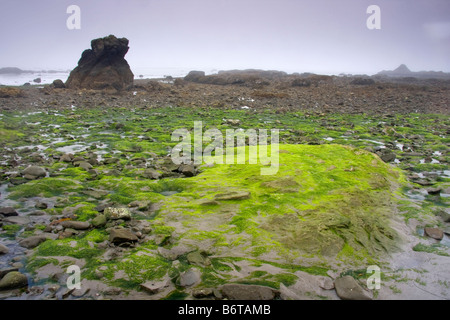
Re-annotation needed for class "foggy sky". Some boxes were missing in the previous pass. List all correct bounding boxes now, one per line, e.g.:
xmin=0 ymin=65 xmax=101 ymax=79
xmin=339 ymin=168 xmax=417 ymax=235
xmin=1 ymin=0 xmax=449 ymax=75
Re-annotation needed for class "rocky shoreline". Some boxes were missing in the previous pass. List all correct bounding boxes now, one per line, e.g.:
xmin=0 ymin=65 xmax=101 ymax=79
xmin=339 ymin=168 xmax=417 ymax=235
xmin=0 ymin=70 xmax=449 ymax=300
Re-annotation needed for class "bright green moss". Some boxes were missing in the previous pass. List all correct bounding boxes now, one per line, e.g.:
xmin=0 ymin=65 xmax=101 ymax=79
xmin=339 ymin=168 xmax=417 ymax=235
xmin=9 ymin=178 xmax=83 ymax=199
xmin=158 ymin=144 xmax=404 ymax=264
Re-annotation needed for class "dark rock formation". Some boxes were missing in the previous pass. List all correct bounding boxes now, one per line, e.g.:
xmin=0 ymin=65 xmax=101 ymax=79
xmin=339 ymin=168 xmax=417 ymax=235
xmin=65 ymin=35 xmax=134 ymax=90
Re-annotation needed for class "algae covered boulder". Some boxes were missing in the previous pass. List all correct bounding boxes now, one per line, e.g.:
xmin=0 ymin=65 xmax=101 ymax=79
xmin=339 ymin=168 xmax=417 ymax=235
xmin=157 ymin=144 xmax=404 ymax=263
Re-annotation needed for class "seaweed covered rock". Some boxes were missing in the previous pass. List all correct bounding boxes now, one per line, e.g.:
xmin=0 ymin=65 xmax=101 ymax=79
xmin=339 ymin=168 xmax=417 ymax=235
xmin=66 ymin=35 xmax=134 ymax=90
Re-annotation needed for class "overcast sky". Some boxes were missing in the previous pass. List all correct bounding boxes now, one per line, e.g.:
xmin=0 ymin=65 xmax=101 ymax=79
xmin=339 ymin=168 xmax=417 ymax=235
xmin=0 ymin=0 xmax=449 ymax=75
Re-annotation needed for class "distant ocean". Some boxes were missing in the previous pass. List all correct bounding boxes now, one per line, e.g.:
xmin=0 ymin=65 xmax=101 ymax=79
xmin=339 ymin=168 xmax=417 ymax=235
xmin=0 ymin=67 xmax=218 ymax=86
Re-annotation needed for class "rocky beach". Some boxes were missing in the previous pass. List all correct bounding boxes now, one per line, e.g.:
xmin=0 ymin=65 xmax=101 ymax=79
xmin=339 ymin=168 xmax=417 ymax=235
xmin=0 ymin=35 xmax=449 ymax=301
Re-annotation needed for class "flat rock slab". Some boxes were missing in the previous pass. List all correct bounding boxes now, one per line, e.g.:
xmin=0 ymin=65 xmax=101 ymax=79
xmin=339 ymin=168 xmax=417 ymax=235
xmin=220 ymin=284 xmax=277 ymax=300
xmin=109 ymin=228 xmax=138 ymax=245
xmin=140 ymin=278 xmax=170 ymax=295
xmin=334 ymin=276 xmax=372 ymax=300
xmin=3 ymin=216 xmax=31 ymax=225
xmin=60 ymin=220 xmax=91 ymax=230
xmin=0 ymin=207 xmax=18 ymax=217
xmin=214 ymin=191 xmax=251 ymax=201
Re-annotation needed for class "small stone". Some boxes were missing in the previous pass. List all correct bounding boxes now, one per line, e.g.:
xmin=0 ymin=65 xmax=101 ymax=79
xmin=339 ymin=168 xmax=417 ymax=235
xmin=142 ymin=168 xmax=161 ymax=180
xmin=60 ymin=220 xmax=91 ymax=230
xmin=214 ymin=191 xmax=251 ymax=201
xmin=0 ymin=271 xmax=28 ymax=290
xmin=60 ymin=154 xmax=74 ymax=162
xmin=78 ymin=161 xmax=93 ymax=171
xmin=334 ymin=276 xmax=372 ymax=300
xmin=18 ymin=235 xmax=47 ymax=249
xmin=0 ymin=207 xmax=18 ymax=217
xmin=140 ymin=278 xmax=169 ymax=295
xmin=186 ymin=251 xmax=211 ymax=267
xmin=0 ymin=243 xmax=9 ymax=255
xmin=179 ymin=268 xmax=201 ymax=288
xmin=426 ymin=187 xmax=441 ymax=195
xmin=437 ymin=209 xmax=450 ymax=223
xmin=424 ymin=227 xmax=444 ymax=240
xmin=319 ymin=277 xmax=335 ymax=290
xmin=109 ymin=228 xmax=138 ymax=245
xmin=104 ymin=207 xmax=131 ymax=220
xmin=192 ymin=288 xmax=214 ymax=298
xmin=22 ymin=166 xmax=46 ymax=179
xmin=92 ymin=214 xmax=107 ymax=228
xmin=128 ymin=200 xmax=151 ymax=211
xmin=179 ymin=164 xmax=196 ymax=177
xmin=35 ymin=201 xmax=48 ymax=209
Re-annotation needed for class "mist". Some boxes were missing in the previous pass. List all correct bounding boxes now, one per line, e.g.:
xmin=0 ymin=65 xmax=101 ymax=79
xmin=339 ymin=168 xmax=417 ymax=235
xmin=0 ymin=0 xmax=449 ymax=75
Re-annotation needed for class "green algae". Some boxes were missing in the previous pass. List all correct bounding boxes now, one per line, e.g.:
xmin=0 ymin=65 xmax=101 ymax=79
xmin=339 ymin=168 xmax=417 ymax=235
xmin=2 ymin=106 xmax=447 ymax=297
xmin=158 ymin=143 xmax=403 ymax=265
xmin=8 ymin=177 xmax=83 ymax=199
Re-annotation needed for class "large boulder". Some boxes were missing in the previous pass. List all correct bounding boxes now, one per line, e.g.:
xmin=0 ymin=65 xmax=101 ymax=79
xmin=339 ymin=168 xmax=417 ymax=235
xmin=66 ymin=35 xmax=134 ymax=90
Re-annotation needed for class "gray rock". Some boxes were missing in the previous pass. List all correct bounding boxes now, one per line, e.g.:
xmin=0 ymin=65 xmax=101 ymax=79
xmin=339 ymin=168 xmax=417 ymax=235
xmin=60 ymin=220 xmax=91 ymax=230
xmin=377 ymin=149 xmax=396 ymax=163
xmin=19 ymin=235 xmax=47 ymax=249
xmin=22 ymin=166 xmax=46 ymax=178
xmin=426 ymin=187 xmax=441 ymax=195
xmin=220 ymin=284 xmax=277 ymax=300
xmin=0 ymin=271 xmax=28 ymax=290
xmin=179 ymin=268 xmax=201 ymax=288
xmin=109 ymin=228 xmax=138 ymax=245
xmin=334 ymin=276 xmax=372 ymax=300
xmin=0 ymin=207 xmax=18 ymax=217
xmin=192 ymin=288 xmax=214 ymax=298
xmin=91 ymin=214 xmax=107 ymax=228
xmin=157 ymin=245 xmax=191 ymax=261
xmin=104 ymin=207 xmax=131 ymax=220
xmin=0 ymin=243 xmax=9 ymax=255
xmin=0 ymin=268 xmax=19 ymax=280
xmin=437 ymin=209 xmax=450 ymax=223
xmin=179 ymin=164 xmax=196 ymax=177
xmin=424 ymin=227 xmax=444 ymax=240
xmin=319 ymin=277 xmax=335 ymax=290
xmin=186 ymin=251 xmax=211 ymax=267
xmin=103 ymin=157 xmax=119 ymax=165
xmin=142 ymin=168 xmax=162 ymax=180
xmin=60 ymin=153 xmax=74 ymax=162
xmin=140 ymin=278 xmax=170 ymax=294
xmin=35 ymin=201 xmax=48 ymax=209
xmin=3 ymin=216 xmax=31 ymax=225
xmin=78 ymin=161 xmax=93 ymax=170
xmin=128 ymin=200 xmax=151 ymax=211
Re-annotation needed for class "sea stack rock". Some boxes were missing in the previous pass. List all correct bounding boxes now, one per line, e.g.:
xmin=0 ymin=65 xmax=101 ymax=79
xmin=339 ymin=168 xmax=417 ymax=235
xmin=66 ymin=35 xmax=134 ymax=90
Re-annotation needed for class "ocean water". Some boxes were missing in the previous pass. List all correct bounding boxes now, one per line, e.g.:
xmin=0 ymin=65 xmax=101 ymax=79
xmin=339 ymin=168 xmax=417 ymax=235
xmin=0 ymin=67 xmax=217 ymax=86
